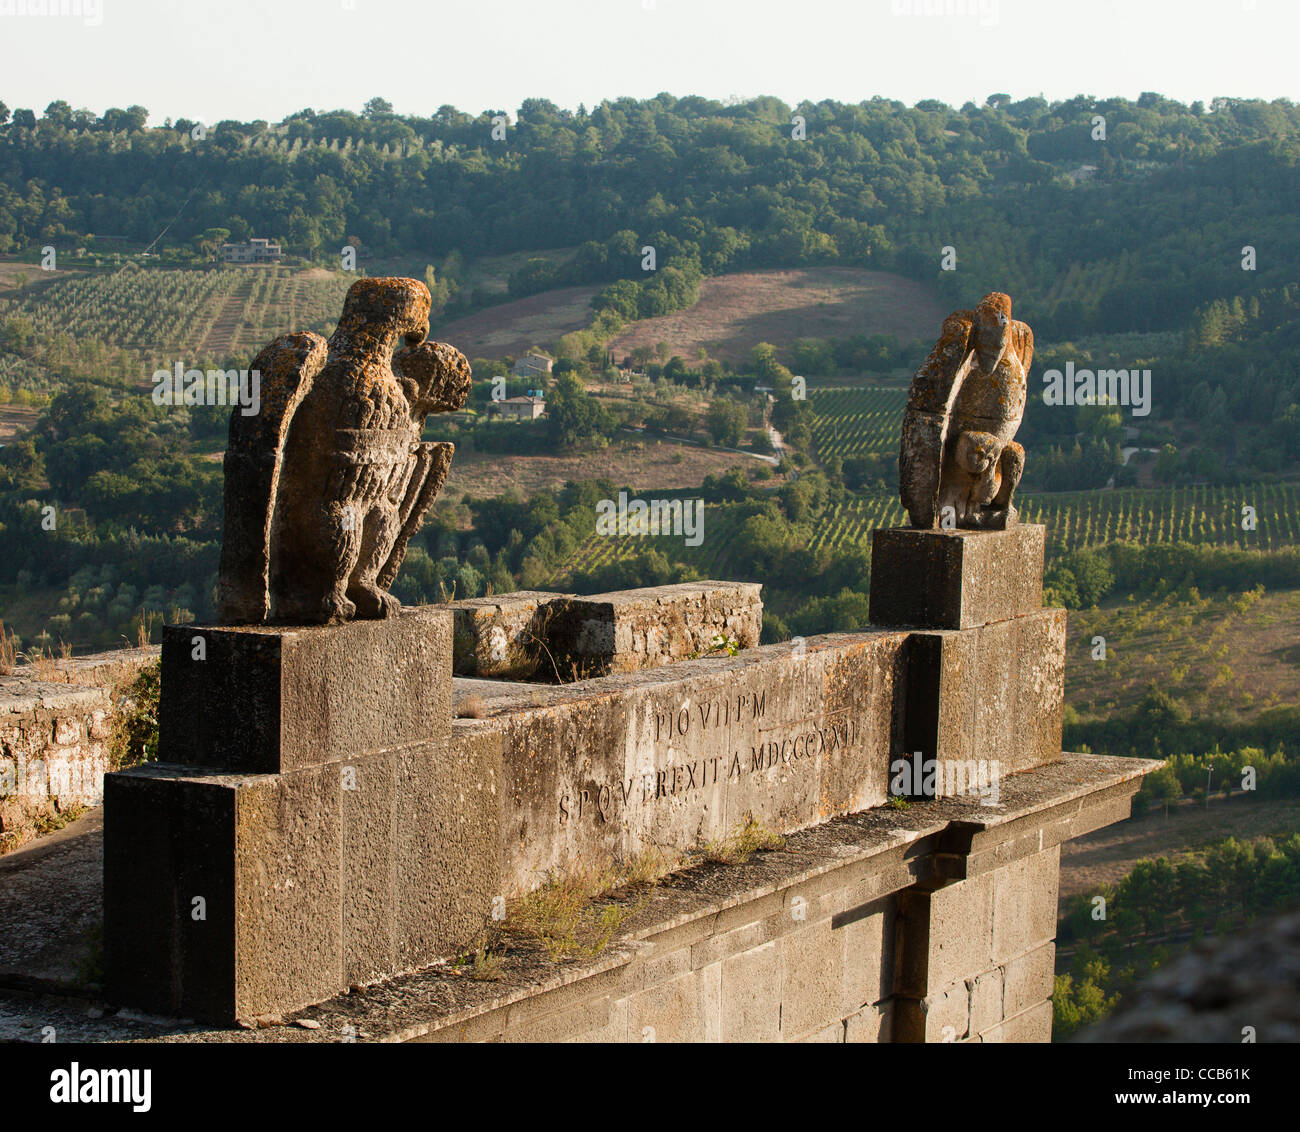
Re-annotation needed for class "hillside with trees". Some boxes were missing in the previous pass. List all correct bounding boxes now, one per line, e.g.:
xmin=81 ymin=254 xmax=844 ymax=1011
xmin=1 ymin=92 xmax=1299 ymax=334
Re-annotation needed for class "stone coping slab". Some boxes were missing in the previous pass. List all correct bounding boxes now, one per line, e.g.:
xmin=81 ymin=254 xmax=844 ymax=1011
xmin=449 ymin=632 xmax=893 ymax=718
xmin=0 ymin=680 xmax=110 ymax=715
xmin=0 ymin=752 xmax=1159 ymax=1043
xmin=445 ymin=582 xmax=762 ymax=679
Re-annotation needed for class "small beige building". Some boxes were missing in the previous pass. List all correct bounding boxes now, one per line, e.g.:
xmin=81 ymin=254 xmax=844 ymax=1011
xmin=497 ymin=395 xmax=546 ymax=421
xmin=512 ymin=353 xmax=553 ymax=379
xmin=219 ymin=237 xmax=283 ymax=264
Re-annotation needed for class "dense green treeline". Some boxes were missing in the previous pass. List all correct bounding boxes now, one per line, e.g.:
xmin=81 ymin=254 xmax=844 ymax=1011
xmin=4 ymin=91 xmax=1300 ymax=482
xmin=5 ymin=360 xmax=1296 ymax=652
xmin=3 ymin=93 xmax=1300 ymax=336
xmin=1054 ymin=832 xmax=1300 ymax=1038
xmin=1135 ymin=748 xmax=1300 ymax=813
xmin=0 ymin=384 xmax=224 ymax=647
xmin=1067 ymin=689 xmax=1300 ymax=763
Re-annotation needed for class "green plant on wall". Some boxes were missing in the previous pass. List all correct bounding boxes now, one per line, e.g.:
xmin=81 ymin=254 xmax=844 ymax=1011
xmin=107 ymin=659 xmax=161 ymax=770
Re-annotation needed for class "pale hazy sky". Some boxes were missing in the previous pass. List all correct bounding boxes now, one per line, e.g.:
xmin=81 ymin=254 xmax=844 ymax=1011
xmin=1 ymin=0 xmax=1296 ymax=124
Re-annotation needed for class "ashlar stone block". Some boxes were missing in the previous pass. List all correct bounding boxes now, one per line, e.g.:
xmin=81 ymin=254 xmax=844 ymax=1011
xmin=901 ymin=609 xmax=1065 ymax=781
xmin=869 ymin=525 xmax=1045 ymax=630
xmin=104 ymin=733 xmax=498 ymax=1024
xmin=546 ymin=581 xmax=762 ymax=676
xmin=1003 ymin=942 xmax=1056 ymax=1021
xmin=159 ymin=607 xmax=452 ymax=773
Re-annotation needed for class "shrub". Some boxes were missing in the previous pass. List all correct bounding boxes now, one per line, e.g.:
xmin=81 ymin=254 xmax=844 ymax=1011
xmin=107 ymin=659 xmax=160 ymax=770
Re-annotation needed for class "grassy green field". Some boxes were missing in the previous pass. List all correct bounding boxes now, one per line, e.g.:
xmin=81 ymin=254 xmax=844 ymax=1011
xmin=0 ymin=265 xmax=353 ymax=378
xmin=550 ymin=482 xmax=1300 ymax=588
xmin=807 ymin=386 xmax=906 ymax=459
xmin=1066 ymin=586 xmax=1300 ymax=722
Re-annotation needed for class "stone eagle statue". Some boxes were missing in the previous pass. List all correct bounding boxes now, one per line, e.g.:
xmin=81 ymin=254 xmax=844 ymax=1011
xmin=217 ymin=276 xmax=471 ymax=625
xmin=898 ymin=292 xmax=1033 ymax=530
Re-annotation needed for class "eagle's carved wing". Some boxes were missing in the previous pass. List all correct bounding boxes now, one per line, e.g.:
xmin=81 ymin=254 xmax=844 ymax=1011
xmin=373 ymin=340 xmax=471 ymax=590
xmin=218 ymin=331 xmax=328 ymax=623
xmin=376 ymin=441 xmax=455 ymax=591
xmin=899 ymin=310 xmax=977 ymax=528
xmin=1011 ymin=318 xmax=1034 ymax=375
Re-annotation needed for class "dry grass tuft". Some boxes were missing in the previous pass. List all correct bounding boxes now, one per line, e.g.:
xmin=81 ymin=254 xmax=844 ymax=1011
xmin=621 ymin=845 xmax=683 ymax=888
xmin=456 ymin=694 xmax=487 ymax=719
xmin=23 ymin=644 xmax=68 ymax=684
xmin=701 ymin=815 xmax=786 ymax=865
xmin=504 ymin=847 xmax=681 ymax=962
xmin=0 ymin=622 xmax=18 ymax=676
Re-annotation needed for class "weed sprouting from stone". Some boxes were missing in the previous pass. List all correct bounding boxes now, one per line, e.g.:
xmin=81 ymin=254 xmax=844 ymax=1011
xmin=701 ymin=815 xmax=786 ymax=864
xmin=455 ymin=693 xmax=487 ymax=719
xmin=33 ymin=802 xmax=87 ymax=837
xmin=107 ymin=658 xmax=161 ymax=770
xmin=502 ymin=848 xmax=681 ymax=961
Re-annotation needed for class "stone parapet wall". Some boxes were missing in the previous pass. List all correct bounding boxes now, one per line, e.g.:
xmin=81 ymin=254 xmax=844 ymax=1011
xmin=105 ymin=625 xmax=906 ymax=1022
xmin=547 ymin=582 xmax=763 ymax=676
xmin=455 ymin=630 xmax=906 ymax=891
xmin=99 ymin=526 xmax=1162 ymax=1034
xmin=448 ymin=591 xmax=570 ymax=679
xmin=55 ymin=752 xmax=1150 ymax=1044
xmin=0 ymin=647 xmax=156 ymax=852
xmin=446 ymin=582 xmax=762 ymax=680
xmin=0 ymin=682 xmax=112 ymax=851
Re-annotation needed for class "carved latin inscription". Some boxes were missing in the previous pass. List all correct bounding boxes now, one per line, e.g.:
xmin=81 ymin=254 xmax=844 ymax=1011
xmin=652 ymin=690 xmax=766 ymax=743
xmin=559 ymin=687 xmax=859 ymax=825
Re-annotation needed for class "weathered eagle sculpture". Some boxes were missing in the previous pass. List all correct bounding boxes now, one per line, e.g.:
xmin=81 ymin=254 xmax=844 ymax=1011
xmin=217 ymin=276 xmax=471 ymax=625
xmin=898 ymin=291 xmax=1034 ymax=530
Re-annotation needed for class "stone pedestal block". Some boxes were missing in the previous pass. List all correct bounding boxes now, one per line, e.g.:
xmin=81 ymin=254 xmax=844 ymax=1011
xmin=869 ymin=525 xmax=1044 ymax=630
xmin=900 ymin=609 xmax=1065 ymax=779
xmin=546 ymin=581 xmax=763 ymax=677
xmin=107 ymin=607 xmax=473 ymax=1023
xmin=104 ymin=736 xmax=499 ymax=1022
xmin=158 ymin=607 xmax=452 ymax=773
